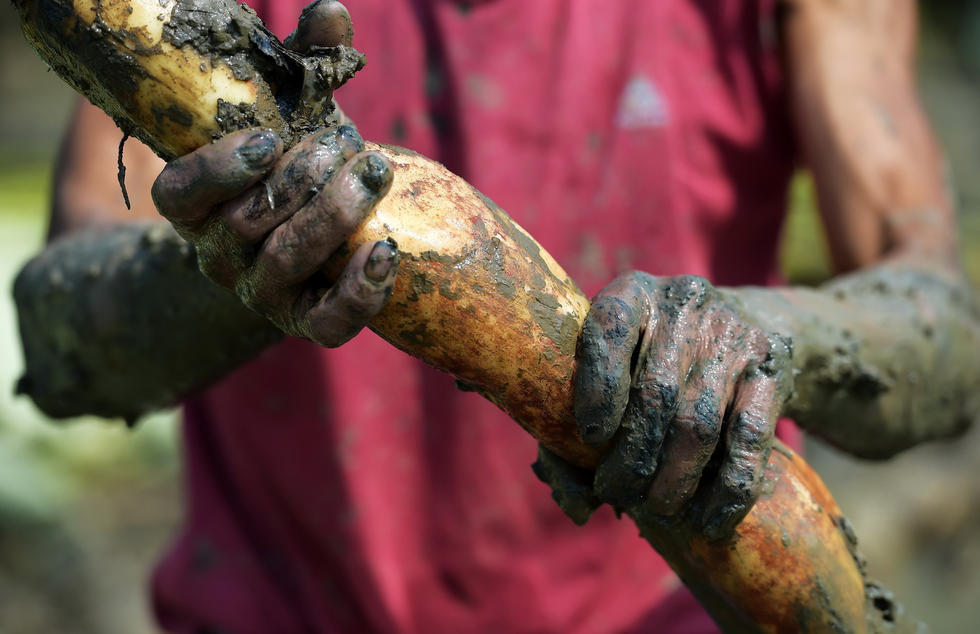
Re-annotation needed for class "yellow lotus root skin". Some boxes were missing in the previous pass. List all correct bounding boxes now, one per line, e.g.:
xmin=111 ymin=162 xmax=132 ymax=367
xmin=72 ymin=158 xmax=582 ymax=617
xmin=77 ymin=0 xmax=268 ymax=156
xmin=327 ymin=144 xmax=595 ymax=463
xmin=19 ymin=0 xmax=285 ymax=159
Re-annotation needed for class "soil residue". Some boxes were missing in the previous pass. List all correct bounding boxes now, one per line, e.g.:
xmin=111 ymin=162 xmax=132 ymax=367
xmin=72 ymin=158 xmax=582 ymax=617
xmin=13 ymin=224 xmax=282 ymax=421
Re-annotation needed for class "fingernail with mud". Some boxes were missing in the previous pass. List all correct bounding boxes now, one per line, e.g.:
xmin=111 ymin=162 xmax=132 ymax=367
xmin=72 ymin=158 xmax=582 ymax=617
xmin=238 ymin=131 xmax=278 ymax=169
xmin=364 ymin=238 xmax=400 ymax=282
xmin=318 ymin=125 xmax=363 ymax=156
xmin=358 ymin=154 xmax=392 ymax=194
xmin=337 ymin=125 xmax=363 ymax=149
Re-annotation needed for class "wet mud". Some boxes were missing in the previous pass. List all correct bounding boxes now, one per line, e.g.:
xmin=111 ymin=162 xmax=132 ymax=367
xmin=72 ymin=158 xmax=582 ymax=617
xmin=161 ymin=0 xmax=365 ymax=145
xmin=738 ymin=265 xmax=980 ymax=458
xmin=13 ymin=224 xmax=281 ymax=422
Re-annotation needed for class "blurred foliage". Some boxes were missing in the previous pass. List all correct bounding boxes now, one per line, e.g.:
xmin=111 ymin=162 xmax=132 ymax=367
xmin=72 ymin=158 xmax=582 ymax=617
xmin=0 ymin=163 xmax=54 ymax=221
xmin=778 ymin=173 xmax=832 ymax=286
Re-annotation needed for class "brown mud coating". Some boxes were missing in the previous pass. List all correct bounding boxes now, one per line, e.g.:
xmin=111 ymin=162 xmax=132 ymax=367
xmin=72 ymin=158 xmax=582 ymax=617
xmin=13 ymin=0 xmax=363 ymax=160
xmin=12 ymin=1 xmax=978 ymax=631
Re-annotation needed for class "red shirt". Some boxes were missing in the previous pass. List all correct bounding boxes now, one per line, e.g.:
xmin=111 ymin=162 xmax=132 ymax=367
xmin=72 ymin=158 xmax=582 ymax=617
xmin=152 ymin=1 xmax=797 ymax=632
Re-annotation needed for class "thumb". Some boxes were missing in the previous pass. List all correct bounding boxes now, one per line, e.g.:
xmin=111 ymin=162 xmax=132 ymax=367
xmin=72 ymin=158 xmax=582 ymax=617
xmin=532 ymin=445 xmax=601 ymax=526
xmin=285 ymin=0 xmax=354 ymax=53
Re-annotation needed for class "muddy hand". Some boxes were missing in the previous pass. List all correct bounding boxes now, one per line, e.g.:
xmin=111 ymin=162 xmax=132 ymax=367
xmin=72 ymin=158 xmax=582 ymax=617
xmin=151 ymin=125 xmax=397 ymax=347
xmin=538 ymin=272 xmax=793 ymax=539
xmin=285 ymin=0 xmax=358 ymax=129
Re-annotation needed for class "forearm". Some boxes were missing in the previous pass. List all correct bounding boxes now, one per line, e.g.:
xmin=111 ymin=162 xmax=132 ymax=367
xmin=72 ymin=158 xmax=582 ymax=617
xmin=13 ymin=223 xmax=282 ymax=421
xmin=728 ymin=260 xmax=979 ymax=458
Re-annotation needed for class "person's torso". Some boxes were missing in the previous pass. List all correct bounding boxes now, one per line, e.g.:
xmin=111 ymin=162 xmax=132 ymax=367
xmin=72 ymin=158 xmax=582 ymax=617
xmin=152 ymin=1 xmax=796 ymax=632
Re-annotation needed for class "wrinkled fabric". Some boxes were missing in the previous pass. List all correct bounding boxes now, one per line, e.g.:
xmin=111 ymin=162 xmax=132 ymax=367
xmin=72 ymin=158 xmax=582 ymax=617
xmin=152 ymin=1 xmax=797 ymax=632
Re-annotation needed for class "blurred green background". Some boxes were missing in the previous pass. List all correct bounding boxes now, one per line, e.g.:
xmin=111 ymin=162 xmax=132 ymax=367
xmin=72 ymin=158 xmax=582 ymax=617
xmin=1 ymin=3 xmax=979 ymax=632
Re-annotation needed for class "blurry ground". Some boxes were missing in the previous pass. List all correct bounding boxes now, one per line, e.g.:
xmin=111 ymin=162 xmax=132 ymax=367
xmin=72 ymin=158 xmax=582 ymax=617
xmin=1 ymin=7 xmax=180 ymax=633
xmin=1 ymin=3 xmax=979 ymax=633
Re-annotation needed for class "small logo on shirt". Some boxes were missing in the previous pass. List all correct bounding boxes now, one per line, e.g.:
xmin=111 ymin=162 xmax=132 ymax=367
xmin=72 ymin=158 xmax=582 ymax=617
xmin=616 ymin=75 xmax=669 ymax=129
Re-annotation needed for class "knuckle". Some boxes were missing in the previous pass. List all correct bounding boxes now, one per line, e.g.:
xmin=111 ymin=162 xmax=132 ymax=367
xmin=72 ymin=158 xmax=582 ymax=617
xmin=592 ymin=295 xmax=633 ymax=322
xmin=599 ymin=445 xmax=656 ymax=489
xmin=221 ymin=188 xmax=269 ymax=240
xmin=749 ymin=327 xmax=769 ymax=349
xmin=330 ymin=202 xmax=363 ymax=237
xmin=741 ymin=329 xmax=770 ymax=366
xmin=652 ymin=380 xmax=681 ymax=413
xmin=623 ymin=270 xmax=654 ymax=287
xmin=719 ymin=454 xmax=764 ymax=502
xmin=662 ymin=274 xmax=713 ymax=308
xmin=620 ymin=270 xmax=659 ymax=296
xmin=327 ymin=277 xmax=380 ymax=326
xmin=733 ymin=411 xmax=772 ymax=451
xmin=272 ymin=158 xmax=320 ymax=206
xmin=706 ymin=312 xmax=744 ymax=347
xmin=347 ymin=279 xmax=387 ymax=317
xmin=675 ymin=394 xmax=722 ymax=444
xmin=589 ymin=296 xmax=635 ymax=339
xmin=634 ymin=371 xmax=679 ymax=414
xmin=262 ymin=230 xmax=303 ymax=280
xmin=622 ymin=459 xmax=657 ymax=482
xmin=720 ymin=472 xmax=755 ymax=505
xmin=769 ymin=333 xmax=794 ymax=364
xmin=600 ymin=270 xmax=654 ymax=302
xmin=625 ymin=397 xmax=666 ymax=448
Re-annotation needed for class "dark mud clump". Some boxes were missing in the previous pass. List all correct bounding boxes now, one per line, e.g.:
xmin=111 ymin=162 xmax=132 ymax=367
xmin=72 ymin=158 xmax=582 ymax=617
xmin=15 ymin=0 xmax=366 ymax=160
xmin=164 ymin=0 xmax=270 ymax=81
xmin=164 ymin=0 xmax=366 ymax=143
xmin=216 ymin=99 xmax=259 ymax=135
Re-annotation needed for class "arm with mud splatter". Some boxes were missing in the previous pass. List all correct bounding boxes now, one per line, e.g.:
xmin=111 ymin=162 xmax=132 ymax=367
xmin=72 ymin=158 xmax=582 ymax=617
xmin=732 ymin=264 xmax=979 ymax=457
xmin=763 ymin=0 xmax=980 ymax=454
xmin=538 ymin=0 xmax=980 ymax=538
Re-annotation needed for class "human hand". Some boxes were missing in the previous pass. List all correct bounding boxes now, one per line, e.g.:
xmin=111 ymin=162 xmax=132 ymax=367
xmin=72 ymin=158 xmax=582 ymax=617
xmin=151 ymin=125 xmax=396 ymax=347
xmin=535 ymin=272 xmax=792 ymax=539
xmin=148 ymin=1 xmax=397 ymax=348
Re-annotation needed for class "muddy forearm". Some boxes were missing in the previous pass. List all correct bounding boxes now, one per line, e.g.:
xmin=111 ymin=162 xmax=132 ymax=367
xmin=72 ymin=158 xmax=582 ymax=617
xmin=13 ymin=223 xmax=283 ymax=422
xmin=730 ymin=263 xmax=980 ymax=458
